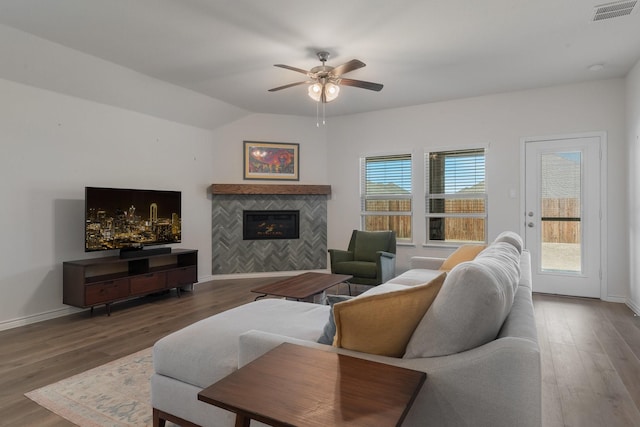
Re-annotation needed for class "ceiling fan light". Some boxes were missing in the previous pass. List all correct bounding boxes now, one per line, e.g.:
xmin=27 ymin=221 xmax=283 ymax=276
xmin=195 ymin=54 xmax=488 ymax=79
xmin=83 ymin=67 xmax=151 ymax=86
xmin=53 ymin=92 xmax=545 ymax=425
xmin=308 ymin=83 xmax=322 ymax=102
xmin=307 ymin=81 xmax=340 ymax=103
xmin=324 ymin=83 xmax=340 ymax=102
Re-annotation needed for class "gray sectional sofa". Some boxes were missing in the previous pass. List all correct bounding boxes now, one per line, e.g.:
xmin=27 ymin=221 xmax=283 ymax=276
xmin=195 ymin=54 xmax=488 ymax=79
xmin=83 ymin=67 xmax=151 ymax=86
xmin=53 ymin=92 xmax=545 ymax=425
xmin=151 ymin=231 xmax=541 ymax=427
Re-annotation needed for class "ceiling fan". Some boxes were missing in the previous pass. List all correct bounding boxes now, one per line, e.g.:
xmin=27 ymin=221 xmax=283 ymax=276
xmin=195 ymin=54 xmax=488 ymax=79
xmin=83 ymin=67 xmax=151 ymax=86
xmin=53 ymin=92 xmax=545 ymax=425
xmin=268 ymin=51 xmax=383 ymax=103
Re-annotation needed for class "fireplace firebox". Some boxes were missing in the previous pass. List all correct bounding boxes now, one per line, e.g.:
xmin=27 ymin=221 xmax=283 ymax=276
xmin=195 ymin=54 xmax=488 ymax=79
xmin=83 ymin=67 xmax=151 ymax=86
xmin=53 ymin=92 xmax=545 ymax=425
xmin=243 ymin=210 xmax=300 ymax=240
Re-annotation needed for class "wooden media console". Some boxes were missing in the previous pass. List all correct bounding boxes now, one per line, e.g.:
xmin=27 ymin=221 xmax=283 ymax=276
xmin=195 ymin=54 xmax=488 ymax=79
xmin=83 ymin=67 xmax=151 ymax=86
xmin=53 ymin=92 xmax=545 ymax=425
xmin=63 ymin=249 xmax=197 ymax=315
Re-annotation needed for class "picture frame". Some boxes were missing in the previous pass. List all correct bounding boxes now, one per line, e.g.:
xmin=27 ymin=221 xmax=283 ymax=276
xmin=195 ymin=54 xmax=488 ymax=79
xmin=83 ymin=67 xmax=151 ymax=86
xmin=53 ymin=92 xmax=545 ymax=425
xmin=243 ymin=141 xmax=300 ymax=181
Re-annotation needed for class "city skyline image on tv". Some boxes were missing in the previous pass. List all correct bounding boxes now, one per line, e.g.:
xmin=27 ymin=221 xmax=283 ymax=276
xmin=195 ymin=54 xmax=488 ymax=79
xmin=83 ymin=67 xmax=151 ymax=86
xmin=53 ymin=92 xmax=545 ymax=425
xmin=85 ymin=187 xmax=182 ymax=251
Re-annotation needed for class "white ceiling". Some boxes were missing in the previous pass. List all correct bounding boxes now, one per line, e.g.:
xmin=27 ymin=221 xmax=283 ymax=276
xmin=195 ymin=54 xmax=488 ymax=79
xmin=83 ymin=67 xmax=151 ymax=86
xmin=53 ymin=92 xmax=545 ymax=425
xmin=0 ymin=0 xmax=639 ymax=117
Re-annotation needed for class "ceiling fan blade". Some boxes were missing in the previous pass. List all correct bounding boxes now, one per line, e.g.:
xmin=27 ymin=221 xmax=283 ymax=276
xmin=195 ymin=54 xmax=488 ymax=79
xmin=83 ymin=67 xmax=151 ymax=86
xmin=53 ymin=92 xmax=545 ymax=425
xmin=331 ymin=59 xmax=366 ymax=76
xmin=274 ymin=64 xmax=310 ymax=75
xmin=339 ymin=78 xmax=384 ymax=92
xmin=268 ymin=81 xmax=310 ymax=92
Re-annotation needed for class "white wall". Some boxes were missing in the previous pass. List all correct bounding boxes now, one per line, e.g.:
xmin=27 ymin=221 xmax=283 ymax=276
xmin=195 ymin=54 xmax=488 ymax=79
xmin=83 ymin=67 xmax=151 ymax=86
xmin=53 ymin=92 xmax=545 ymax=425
xmin=626 ymin=59 xmax=640 ymax=312
xmin=0 ymin=78 xmax=220 ymax=329
xmin=326 ymin=79 xmax=629 ymax=301
xmin=212 ymin=114 xmax=328 ymax=185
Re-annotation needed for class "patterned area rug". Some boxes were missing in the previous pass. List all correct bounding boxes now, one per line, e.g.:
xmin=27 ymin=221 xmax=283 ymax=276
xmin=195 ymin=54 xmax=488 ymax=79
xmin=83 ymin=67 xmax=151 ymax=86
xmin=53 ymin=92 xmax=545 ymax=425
xmin=25 ymin=347 xmax=171 ymax=427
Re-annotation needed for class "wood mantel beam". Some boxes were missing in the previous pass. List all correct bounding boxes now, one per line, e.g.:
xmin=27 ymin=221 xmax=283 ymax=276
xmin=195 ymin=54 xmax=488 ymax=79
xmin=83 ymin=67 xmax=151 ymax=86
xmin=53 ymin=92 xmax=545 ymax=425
xmin=209 ymin=184 xmax=331 ymax=196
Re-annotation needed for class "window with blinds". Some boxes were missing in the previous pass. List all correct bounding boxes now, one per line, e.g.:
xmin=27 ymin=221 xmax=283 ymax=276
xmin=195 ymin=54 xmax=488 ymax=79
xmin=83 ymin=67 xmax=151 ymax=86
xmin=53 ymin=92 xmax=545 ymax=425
xmin=360 ymin=153 xmax=413 ymax=241
xmin=425 ymin=148 xmax=486 ymax=245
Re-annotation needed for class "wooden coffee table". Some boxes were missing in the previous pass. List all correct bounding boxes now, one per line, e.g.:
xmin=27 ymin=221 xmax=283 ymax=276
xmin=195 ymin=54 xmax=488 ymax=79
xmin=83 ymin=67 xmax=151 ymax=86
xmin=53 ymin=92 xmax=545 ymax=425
xmin=251 ymin=272 xmax=352 ymax=302
xmin=198 ymin=342 xmax=426 ymax=427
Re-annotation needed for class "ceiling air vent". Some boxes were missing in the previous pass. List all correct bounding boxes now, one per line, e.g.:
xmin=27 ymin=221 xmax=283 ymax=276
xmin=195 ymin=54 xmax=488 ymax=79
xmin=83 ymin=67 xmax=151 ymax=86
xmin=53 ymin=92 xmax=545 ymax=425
xmin=592 ymin=0 xmax=637 ymax=21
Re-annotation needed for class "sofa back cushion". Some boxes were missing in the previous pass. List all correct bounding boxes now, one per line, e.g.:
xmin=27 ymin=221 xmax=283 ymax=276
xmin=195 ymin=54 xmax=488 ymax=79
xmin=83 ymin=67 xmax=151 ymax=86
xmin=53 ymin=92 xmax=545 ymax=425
xmin=404 ymin=242 xmax=521 ymax=358
xmin=494 ymin=230 xmax=523 ymax=254
xmin=333 ymin=272 xmax=446 ymax=357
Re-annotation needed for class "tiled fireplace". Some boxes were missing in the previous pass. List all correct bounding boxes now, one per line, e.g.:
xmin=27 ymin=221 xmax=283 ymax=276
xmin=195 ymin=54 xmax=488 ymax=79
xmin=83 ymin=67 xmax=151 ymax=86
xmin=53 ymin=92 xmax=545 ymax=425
xmin=210 ymin=184 xmax=330 ymax=274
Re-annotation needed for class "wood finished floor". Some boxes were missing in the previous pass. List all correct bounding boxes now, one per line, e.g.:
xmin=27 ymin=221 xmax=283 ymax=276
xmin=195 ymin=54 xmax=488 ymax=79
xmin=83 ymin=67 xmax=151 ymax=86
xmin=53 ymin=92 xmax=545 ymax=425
xmin=535 ymin=294 xmax=640 ymax=426
xmin=1 ymin=279 xmax=640 ymax=426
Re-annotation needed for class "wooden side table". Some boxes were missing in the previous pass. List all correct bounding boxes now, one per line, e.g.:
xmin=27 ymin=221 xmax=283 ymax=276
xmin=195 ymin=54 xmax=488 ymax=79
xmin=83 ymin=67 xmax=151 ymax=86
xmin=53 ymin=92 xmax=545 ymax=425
xmin=198 ymin=342 xmax=426 ymax=427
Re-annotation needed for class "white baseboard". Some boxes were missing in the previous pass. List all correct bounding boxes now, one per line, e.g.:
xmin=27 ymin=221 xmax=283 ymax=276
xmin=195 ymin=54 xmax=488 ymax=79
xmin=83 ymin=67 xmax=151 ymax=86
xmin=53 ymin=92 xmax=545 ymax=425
xmin=602 ymin=295 xmax=628 ymax=304
xmin=0 ymin=306 xmax=84 ymax=332
xmin=626 ymin=298 xmax=640 ymax=316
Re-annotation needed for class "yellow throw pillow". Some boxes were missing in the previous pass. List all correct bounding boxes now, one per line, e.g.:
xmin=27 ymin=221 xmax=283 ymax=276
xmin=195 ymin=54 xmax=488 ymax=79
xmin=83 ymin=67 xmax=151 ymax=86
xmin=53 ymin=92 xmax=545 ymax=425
xmin=332 ymin=272 xmax=446 ymax=357
xmin=439 ymin=244 xmax=486 ymax=272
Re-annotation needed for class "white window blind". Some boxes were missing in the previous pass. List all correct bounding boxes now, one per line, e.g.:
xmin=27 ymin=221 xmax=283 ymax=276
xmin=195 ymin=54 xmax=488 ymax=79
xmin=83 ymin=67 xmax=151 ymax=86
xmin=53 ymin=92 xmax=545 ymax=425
xmin=360 ymin=154 xmax=413 ymax=241
xmin=425 ymin=148 xmax=486 ymax=244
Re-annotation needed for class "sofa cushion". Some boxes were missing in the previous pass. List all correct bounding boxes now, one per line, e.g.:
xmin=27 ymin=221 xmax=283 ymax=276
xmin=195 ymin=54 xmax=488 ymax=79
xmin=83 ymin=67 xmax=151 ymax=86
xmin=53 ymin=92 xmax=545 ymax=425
xmin=494 ymin=231 xmax=523 ymax=254
xmin=439 ymin=244 xmax=487 ymax=272
xmin=333 ymin=272 xmax=446 ymax=357
xmin=386 ymin=268 xmax=445 ymax=287
xmin=404 ymin=242 xmax=520 ymax=358
xmin=153 ymin=299 xmax=329 ymax=389
xmin=359 ymin=282 xmax=412 ymax=296
xmin=317 ymin=295 xmax=354 ymax=345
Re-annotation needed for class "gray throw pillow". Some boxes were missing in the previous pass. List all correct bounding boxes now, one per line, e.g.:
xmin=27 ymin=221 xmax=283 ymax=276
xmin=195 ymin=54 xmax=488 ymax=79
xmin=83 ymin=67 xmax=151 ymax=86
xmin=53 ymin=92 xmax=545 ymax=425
xmin=317 ymin=295 xmax=354 ymax=345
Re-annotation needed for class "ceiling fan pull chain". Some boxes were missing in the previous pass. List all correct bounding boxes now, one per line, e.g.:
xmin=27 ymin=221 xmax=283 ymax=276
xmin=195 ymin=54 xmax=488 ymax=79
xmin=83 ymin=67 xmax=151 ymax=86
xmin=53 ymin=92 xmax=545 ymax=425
xmin=323 ymin=102 xmax=326 ymax=126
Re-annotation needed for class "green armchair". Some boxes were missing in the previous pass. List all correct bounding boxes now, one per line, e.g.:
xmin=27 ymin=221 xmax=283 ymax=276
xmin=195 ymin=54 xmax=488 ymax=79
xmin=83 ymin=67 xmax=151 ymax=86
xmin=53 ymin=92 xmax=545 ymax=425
xmin=328 ymin=230 xmax=397 ymax=287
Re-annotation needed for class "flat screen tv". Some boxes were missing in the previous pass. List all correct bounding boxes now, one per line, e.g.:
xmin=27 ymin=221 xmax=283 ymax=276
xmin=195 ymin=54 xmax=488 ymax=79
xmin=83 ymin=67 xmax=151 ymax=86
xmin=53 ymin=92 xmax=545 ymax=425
xmin=85 ymin=187 xmax=181 ymax=252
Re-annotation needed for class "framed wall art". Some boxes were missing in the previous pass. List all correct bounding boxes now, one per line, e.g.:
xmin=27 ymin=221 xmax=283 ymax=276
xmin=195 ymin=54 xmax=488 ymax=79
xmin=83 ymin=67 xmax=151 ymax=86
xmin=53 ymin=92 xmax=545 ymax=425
xmin=243 ymin=141 xmax=299 ymax=181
